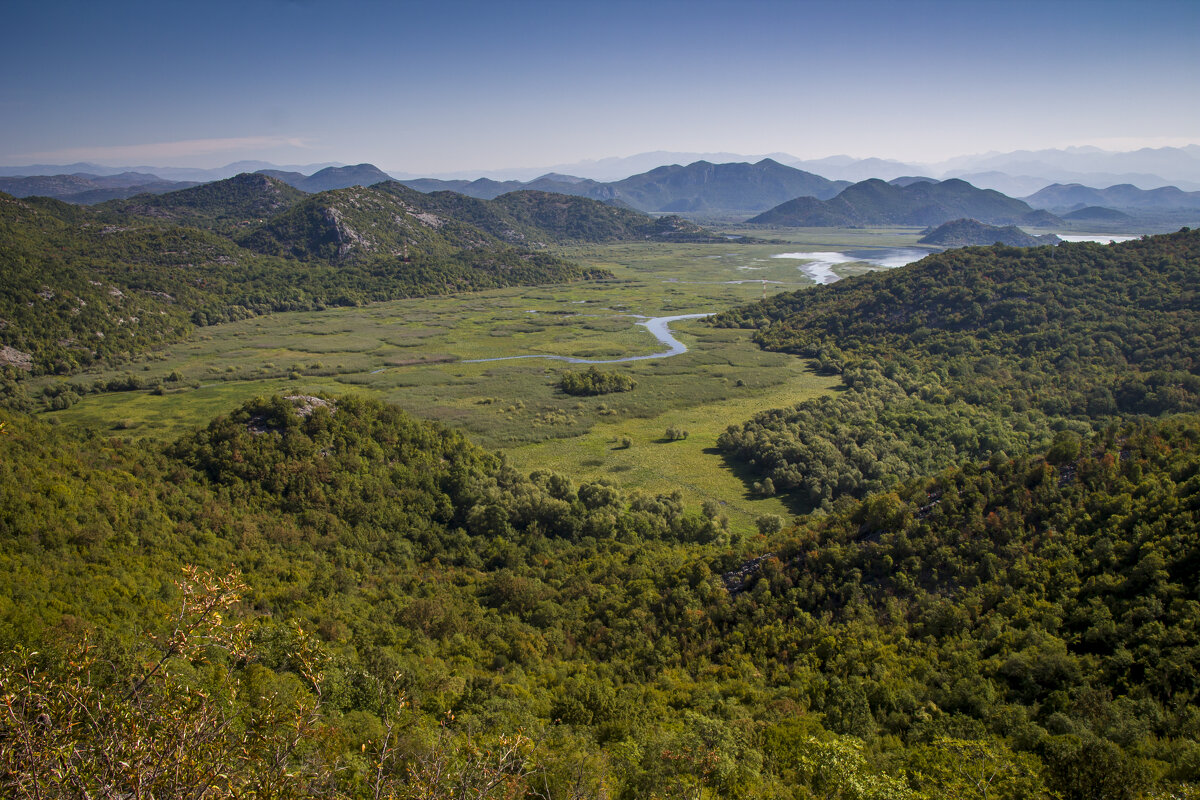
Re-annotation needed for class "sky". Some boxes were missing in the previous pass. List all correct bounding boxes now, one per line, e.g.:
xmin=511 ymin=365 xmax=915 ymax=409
xmin=3 ymin=0 xmax=1198 ymax=175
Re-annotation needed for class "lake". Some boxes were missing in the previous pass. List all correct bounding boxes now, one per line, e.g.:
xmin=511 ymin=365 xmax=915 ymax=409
xmin=771 ymin=248 xmax=931 ymax=283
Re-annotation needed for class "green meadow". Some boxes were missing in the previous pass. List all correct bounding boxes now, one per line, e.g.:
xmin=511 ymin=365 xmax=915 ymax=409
xmin=41 ymin=228 xmax=930 ymax=534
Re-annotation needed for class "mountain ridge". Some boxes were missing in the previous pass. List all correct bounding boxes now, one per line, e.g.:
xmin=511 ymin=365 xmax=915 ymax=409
xmin=748 ymin=178 xmax=1062 ymax=227
xmin=399 ymin=158 xmax=849 ymax=213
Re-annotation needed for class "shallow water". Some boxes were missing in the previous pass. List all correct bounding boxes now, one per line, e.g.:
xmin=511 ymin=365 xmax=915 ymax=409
xmin=1055 ymin=233 xmax=1141 ymax=244
xmin=771 ymin=248 xmax=929 ymax=283
xmin=461 ymin=313 xmax=714 ymax=364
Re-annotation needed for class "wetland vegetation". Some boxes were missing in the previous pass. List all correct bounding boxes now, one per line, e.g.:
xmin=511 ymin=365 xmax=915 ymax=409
xmin=32 ymin=231 xmax=883 ymax=533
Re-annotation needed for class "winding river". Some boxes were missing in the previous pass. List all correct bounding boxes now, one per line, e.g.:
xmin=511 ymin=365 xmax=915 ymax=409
xmin=462 ymin=313 xmax=713 ymax=364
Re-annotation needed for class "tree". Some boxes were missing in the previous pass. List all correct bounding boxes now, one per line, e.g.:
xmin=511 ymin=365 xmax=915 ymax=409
xmin=0 ymin=566 xmax=326 ymax=799
xmin=906 ymin=737 xmax=1050 ymax=799
xmin=560 ymin=367 xmax=636 ymax=397
xmin=755 ymin=514 xmax=784 ymax=536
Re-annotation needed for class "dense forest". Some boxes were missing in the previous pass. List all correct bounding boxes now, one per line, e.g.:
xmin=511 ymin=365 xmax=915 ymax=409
xmin=3 ymin=394 xmax=1199 ymax=797
xmin=712 ymin=229 xmax=1200 ymax=509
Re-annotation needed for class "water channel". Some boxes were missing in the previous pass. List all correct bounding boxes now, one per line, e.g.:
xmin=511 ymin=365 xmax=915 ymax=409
xmin=462 ymin=313 xmax=713 ymax=364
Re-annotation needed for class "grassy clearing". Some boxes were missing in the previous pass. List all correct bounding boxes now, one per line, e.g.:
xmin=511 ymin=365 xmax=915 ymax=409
xmin=506 ymin=355 xmax=838 ymax=536
xmin=47 ymin=376 xmax=366 ymax=439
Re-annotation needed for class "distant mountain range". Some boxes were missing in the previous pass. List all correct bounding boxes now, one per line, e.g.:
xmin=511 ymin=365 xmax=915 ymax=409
xmin=1023 ymin=183 xmax=1200 ymax=212
xmin=256 ymin=164 xmax=396 ymax=193
xmin=5 ymin=148 xmax=1199 ymax=231
xmin=94 ymin=173 xmax=718 ymax=251
xmin=935 ymin=145 xmax=1200 ymax=190
xmin=0 ymin=160 xmax=344 ymax=182
xmin=747 ymin=178 xmax=1061 ymax=228
xmin=5 ymin=145 xmax=1200 ymax=191
xmin=396 ymin=159 xmax=849 ymax=214
xmin=501 ymin=145 xmax=1200 ymax=191
xmin=0 ymin=172 xmax=199 ymax=204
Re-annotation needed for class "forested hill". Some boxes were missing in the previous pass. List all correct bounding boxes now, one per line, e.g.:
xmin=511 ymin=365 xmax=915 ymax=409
xmin=917 ymin=218 xmax=1061 ymax=248
xmin=101 ymin=173 xmax=716 ymax=246
xmin=712 ymin=228 xmax=1200 ymax=506
xmin=4 ymin=392 xmax=1200 ymax=797
xmin=0 ymin=189 xmax=605 ymax=377
xmin=237 ymin=183 xmax=503 ymax=260
xmin=101 ymin=172 xmax=307 ymax=232
xmin=722 ymin=414 xmax=1200 ymax=800
xmin=371 ymin=183 xmax=720 ymax=244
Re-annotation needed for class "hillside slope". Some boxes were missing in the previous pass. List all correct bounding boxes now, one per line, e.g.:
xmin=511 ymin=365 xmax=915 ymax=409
xmin=101 ymin=173 xmax=307 ymax=232
xmin=713 ymin=229 xmax=1200 ymax=505
xmin=3 ymin=392 xmax=1198 ymax=798
xmin=0 ymin=187 xmax=607 ymax=376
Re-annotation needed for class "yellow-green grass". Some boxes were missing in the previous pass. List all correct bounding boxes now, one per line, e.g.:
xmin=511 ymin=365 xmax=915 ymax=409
xmin=505 ymin=355 xmax=837 ymax=536
xmin=48 ymin=376 xmax=368 ymax=439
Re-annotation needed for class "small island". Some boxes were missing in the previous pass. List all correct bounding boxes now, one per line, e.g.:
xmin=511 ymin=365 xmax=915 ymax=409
xmin=918 ymin=217 xmax=1062 ymax=248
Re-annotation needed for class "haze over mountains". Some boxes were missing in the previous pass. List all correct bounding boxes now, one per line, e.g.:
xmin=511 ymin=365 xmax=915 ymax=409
xmin=3 ymin=146 xmax=1199 ymax=232
xmin=6 ymin=144 xmax=1200 ymax=189
xmin=0 ymin=172 xmax=202 ymax=204
xmin=388 ymin=145 xmax=1200 ymax=190
xmin=400 ymin=159 xmax=849 ymax=214
xmin=746 ymin=178 xmax=1063 ymax=228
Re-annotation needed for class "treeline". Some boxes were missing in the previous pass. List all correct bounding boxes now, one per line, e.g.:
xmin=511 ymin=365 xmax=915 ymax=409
xmin=712 ymin=229 xmax=1200 ymax=509
xmin=559 ymin=366 xmax=637 ymax=396
xmin=3 ymin=395 xmax=1199 ymax=797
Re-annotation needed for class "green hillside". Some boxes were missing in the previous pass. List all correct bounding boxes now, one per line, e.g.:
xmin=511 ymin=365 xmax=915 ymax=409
xmin=0 ymin=188 xmax=606 ymax=378
xmin=238 ymin=184 xmax=499 ymax=261
xmin=102 ymin=172 xmax=307 ymax=232
xmin=371 ymin=182 xmax=719 ymax=244
xmin=918 ymin=218 xmax=1062 ymax=247
xmin=490 ymin=190 xmax=720 ymax=242
xmin=3 ymin=391 xmax=1199 ymax=798
xmin=713 ymin=229 xmax=1200 ymax=506
xmin=4 ymin=210 xmax=1200 ymax=797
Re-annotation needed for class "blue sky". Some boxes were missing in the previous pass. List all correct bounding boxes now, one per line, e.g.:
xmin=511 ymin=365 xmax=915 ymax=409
xmin=3 ymin=0 xmax=1197 ymax=173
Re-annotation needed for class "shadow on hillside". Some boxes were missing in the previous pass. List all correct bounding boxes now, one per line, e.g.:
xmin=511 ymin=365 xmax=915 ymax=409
xmin=703 ymin=446 xmax=814 ymax=516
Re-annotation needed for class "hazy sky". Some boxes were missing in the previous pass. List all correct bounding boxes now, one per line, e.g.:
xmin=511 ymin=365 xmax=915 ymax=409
xmin=4 ymin=0 xmax=1197 ymax=173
